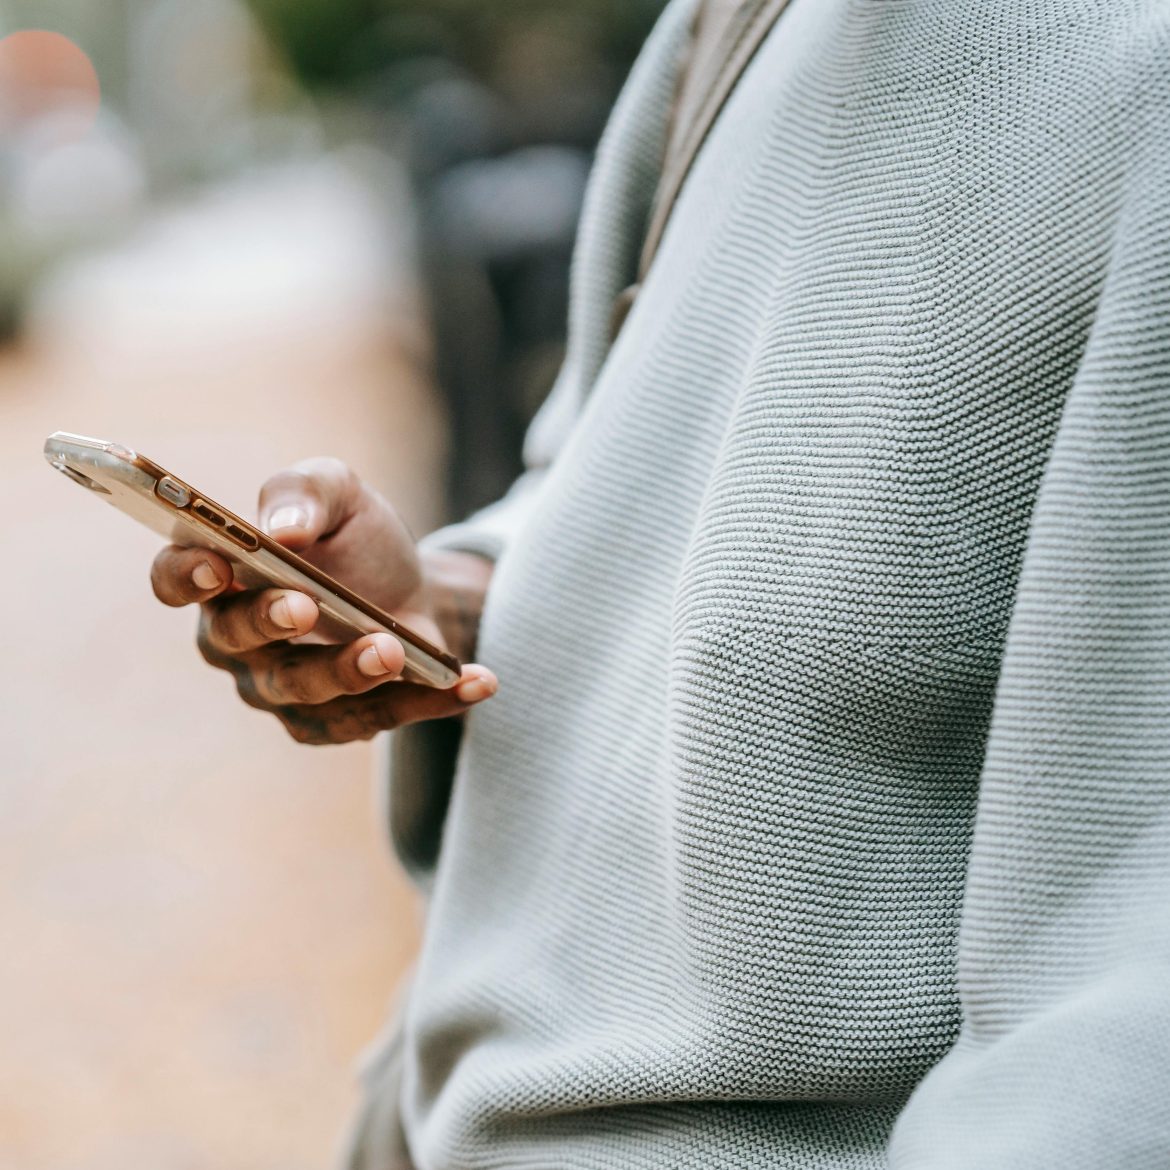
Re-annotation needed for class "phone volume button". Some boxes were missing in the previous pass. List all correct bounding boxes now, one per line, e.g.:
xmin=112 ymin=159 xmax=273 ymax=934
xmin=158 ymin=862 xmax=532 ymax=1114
xmin=225 ymin=523 xmax=259 ymax=551
xmin=191 ymin=500 xmax=226 ymax=528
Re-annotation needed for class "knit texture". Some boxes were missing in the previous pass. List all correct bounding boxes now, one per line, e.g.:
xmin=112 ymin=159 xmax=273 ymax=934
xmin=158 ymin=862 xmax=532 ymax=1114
xmin=378 ymin=1 xmax=1170 ymax=1166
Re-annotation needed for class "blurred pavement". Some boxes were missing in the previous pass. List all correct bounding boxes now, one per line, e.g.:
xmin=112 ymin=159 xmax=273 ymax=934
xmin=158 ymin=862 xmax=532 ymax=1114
xmin=0 ymin=160 xmax=440 ymax=1170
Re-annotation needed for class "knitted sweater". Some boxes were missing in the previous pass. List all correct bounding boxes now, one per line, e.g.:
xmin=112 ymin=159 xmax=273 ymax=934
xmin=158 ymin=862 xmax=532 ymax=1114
xmin=383 ymin=1 xmax=1170 ymax=1166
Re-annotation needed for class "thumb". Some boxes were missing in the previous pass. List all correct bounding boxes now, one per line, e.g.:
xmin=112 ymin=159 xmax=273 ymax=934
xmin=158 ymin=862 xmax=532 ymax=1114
xmin=381 ymin=666 xmax=500 ymax=729
xmin=258 ymin=457 xmax=362 ymax=551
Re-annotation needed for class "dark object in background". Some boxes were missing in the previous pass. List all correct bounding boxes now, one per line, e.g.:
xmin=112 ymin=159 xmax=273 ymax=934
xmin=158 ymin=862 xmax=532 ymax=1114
xmin=420 ymin=139 xmax=591 ymax=513
xmin=247 ymin=0 xmax=666 ymax=516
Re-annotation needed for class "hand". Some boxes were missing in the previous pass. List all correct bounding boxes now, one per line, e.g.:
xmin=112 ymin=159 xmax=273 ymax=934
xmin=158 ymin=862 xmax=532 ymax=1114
xmin=150 ymin=457 xmax=498 ymax=745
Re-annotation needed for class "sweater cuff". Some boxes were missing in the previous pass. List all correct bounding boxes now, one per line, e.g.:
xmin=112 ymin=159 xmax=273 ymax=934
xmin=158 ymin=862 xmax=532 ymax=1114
xmin=388 ymin=473 xmax=546 ymax=885
xmin=417 ymin=519 xmax=509 ymax=565
xmin=417 ymin=464 xmax=549 ymax=566
xmin=384 ymin=715 xmax=465 ymax=892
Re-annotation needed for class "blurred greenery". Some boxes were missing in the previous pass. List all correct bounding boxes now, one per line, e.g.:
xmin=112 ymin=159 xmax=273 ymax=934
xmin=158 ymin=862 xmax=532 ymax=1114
xmin=245 ymin=0 xmax=665 ymax=92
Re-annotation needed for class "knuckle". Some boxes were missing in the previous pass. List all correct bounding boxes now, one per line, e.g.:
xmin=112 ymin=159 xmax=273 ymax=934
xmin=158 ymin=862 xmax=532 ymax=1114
xmin=203 ymin=605 xmax=241 ymax=656
xmin=284 ymin=718 xmax=314 ymax=745
xmin=262 ymin=466 xmax=312 ymax=497
xmin=150 ymin=551 xmax=185 ymax=606
xmin=334 ymin=653 xmax=367 ymax=697
xmin=196 ymin=612 xmax=227 ymax=666
xmin=285 ymin=722 xmax=312 ymax=745
xmin=323 ymin=710 xmax=363 ymax=743
xmin=275 ymin=709 xmax=307 ymax=742
xmin=213 ymin=623 xmax=244 ymax=658
xmin=279 ymin=708 xmax=330 ymax=746
xmin=368 ymin=697 xmax=401 ymax=734
xmin=149 ymin=562 xmax=169 ymax=603
xmin=233 ymin=669 xmax=267 ymax=711
xmin=298 ymin=455 xmax=350 ymax=491
xmin=265 ymin=465 xmax=327 ymax=511
xmin=247 ymin=598 xmax=276 ymax=643
xmin=275 ymin=660 xmax=317 ymax=705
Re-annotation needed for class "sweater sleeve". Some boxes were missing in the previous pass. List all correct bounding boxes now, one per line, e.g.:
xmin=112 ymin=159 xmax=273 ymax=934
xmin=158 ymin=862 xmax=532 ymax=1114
xmin=889 ymin=43 xmax=1170 ymax=1167
xmin=385 ymin=369 xmax=579 ymax=887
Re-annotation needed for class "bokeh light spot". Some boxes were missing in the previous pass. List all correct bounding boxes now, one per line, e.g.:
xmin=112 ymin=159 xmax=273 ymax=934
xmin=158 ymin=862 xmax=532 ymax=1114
xmin=0 ymin=30 xmax=102 ymax=139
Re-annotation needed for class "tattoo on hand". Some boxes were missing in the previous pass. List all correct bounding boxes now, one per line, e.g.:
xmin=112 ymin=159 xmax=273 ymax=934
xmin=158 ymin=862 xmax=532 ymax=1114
xmin=425 ymin=551 xmax=493 ymax=663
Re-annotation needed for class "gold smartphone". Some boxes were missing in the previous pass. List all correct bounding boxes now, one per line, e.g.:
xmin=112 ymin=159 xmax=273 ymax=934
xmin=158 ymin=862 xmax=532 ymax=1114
xmin=44 ymin=432 xmax=461 ymax=689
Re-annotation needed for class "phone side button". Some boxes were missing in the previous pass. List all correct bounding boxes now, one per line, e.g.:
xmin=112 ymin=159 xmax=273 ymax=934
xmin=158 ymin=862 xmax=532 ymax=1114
xmin=224 ymin=523 xmax=260 ymax=551
xmin=192 ymin=500 xmax=226 ymax=528
xmin=156 ymin=477 xmax=191 ymax=508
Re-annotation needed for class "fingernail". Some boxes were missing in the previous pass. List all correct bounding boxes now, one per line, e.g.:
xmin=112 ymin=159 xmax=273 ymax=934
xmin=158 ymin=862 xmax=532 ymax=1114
xmin=456 ymin=673 xmax=498 ymax=704
xmin=358 ymin=637 xmax=398 ymax=678
xmin=192 ymin=562 xmax=221 ymax=591
xmin=266 ymin=505 xmax=308 ymax=534
xmin=269 ymin=595 xmax=296 ymax=629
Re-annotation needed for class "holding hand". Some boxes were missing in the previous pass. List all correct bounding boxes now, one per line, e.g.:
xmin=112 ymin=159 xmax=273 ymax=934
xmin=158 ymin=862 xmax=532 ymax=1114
xmin=150 ymin=457 xmax=498 ymax=745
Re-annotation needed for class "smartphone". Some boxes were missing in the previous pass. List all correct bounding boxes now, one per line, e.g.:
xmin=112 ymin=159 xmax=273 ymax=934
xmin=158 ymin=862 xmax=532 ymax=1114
xmin=44 ymin=432 xmax=461 ymax=689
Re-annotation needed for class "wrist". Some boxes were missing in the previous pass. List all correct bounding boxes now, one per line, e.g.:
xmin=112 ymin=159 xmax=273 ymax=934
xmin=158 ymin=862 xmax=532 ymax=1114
xmin=420 ymin=548 xmax=495 ymax=662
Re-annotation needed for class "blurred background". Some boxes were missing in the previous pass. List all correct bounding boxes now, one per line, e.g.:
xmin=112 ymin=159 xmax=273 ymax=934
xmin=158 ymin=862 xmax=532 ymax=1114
xmin=0 ymin=1 xmax=662 ymax=1167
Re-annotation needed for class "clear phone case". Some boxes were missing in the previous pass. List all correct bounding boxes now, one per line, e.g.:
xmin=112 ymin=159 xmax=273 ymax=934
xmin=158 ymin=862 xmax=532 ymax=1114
xmin=44 ymin=432 xmax=461 ymax=689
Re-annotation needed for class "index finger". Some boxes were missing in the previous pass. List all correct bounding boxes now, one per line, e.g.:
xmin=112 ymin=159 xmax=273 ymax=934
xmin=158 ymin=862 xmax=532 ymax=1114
xmin=257 ymin=457 xmax=361 ymax=552
xmin=201 ymin=588 xmax=319 ymax=657
xmin=151 ymin=545 xmax=234 ymax=607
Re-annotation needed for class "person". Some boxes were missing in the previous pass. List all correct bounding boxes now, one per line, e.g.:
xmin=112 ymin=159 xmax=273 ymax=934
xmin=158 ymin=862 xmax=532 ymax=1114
xmin=149 ymin=0 xmax=1170 ymax=1166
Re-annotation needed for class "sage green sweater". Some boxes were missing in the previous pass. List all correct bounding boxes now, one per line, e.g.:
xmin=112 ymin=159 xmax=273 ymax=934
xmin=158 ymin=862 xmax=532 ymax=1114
xmin=373 ymin=0 xmax=1170 ymax=1165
